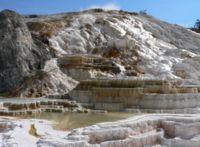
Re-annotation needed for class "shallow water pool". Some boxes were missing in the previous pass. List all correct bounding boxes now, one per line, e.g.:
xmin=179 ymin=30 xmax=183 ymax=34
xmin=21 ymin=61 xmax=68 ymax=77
xmin=22 ymin=112 xmax=136 ymax=130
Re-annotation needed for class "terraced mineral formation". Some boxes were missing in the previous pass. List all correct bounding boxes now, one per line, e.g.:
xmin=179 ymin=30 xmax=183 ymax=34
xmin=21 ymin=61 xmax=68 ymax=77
xmin=1 ymin=9 xmax=200 ymax=96
xmin=70 ymin=79 xmax=200 ymax=113
xmin=1 ymin=114 xmax=200 ymax=146
xmin=0 ymin=98 xmax=88 ymax=116
xmin=57 ymin=55 xmax=121 ymax=80
xmin=36 ymin=114 xmax=200 ymax=147
xmin=1 ymin=8 xmax=200 ymax=147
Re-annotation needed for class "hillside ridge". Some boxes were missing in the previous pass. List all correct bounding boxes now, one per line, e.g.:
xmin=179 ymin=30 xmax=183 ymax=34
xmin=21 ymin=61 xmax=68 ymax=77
xmin=1 ymin=9 xmax=200 ymax=97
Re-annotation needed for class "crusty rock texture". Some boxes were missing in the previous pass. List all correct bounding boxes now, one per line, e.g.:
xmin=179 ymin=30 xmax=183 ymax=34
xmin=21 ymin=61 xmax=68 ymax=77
xmin=36 ymin=114 xmax=200 ymax=147
xmin=26 ymin=9 xmax=200 ymax=80
xmin=1 ymin=9 xmax=200 ymax=96
xmin=0 ymin=10 xmax=77 ymax=97
xmin=0 ymin=10 xmax=51 ymax=93
xmin=1 ymin=114 xmax=200 ymax=146
xmin=19 ymin=59 xmax=78 ymax=97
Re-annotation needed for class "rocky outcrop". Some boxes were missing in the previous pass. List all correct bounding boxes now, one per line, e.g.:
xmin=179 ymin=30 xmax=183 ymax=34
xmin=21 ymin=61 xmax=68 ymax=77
xmin=0 ymin=10 xmax=51 ymax=93
xmin=26 ymin=9 xmax=200 ymax=80
xmin=0 ymin=10 xmax=78 ymax=97
xmin=2 ymin=9 xmax=200 ymax=96
xmin=58 ymin=55 xmax=121 ymax=80
xmin=18 ymin=59 xmax=78 ymax=97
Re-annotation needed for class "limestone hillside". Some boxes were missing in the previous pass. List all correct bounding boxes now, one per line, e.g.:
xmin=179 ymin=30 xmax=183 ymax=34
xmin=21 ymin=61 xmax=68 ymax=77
xmin=1 ymin=9 xmax=200 ymax=97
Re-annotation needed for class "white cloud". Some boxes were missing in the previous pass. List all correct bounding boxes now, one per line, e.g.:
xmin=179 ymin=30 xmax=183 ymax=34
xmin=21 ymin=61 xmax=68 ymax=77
xmin=87 ymin=3 xmax=120 ymax=10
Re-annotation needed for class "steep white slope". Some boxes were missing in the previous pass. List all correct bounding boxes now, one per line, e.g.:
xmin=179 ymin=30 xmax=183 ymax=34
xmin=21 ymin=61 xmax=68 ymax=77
xmin=42 ymin=10 xmax=200 ymax=80
xmin=22 ymin=9 xmax=200 ymax=97
xmin=20 ymin=59 xmax=78 ymax=97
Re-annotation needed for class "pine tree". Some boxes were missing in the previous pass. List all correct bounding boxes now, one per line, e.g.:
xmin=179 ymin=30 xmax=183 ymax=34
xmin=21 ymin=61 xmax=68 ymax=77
xmin=194 ymin=19 xmax=200 ymax=30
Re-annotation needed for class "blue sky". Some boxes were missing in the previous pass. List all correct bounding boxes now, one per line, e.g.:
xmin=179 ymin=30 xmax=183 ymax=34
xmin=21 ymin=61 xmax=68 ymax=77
xmin=0 ymin=0 xmax=199 ymax=27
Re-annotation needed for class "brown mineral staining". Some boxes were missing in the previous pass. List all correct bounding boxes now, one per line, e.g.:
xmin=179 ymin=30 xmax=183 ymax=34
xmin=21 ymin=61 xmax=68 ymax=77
xmin=27 ymin=21 xmax=65 ymax=38
xmin=29 ymin=124 xmax=41 ymax=138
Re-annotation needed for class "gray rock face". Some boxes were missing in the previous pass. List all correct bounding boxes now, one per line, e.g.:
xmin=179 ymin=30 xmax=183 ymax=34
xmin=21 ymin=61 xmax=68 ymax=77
xmin=0 ymin=10 xmax=51 ymax=92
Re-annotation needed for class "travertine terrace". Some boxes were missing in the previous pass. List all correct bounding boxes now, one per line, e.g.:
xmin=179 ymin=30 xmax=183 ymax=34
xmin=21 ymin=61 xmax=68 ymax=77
xmin=1 ymin=8 xmax=200 ymax=147
xmin=37 ymin=114 xmax=200 ymax=147
xmin=70 ymin=79 xmax=200 ymax=113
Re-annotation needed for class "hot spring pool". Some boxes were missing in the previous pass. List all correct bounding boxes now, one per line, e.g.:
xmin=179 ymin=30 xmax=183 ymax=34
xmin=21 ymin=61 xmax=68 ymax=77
xmin=22 ymin=112 xmax=136 ymax=130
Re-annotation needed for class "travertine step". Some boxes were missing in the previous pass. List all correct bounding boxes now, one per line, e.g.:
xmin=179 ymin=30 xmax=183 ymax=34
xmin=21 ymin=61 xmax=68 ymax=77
xmin=4 ymin=102 xmax=40 ymax=110
xmin=95 ymin=103 xmax=124 ymax=111
xmin=44 ymin=108 xmax=66 ymax=113
xmin=75 ymin=79 xmax=175 ymax=90
xmin=100 ymin=130 xmax=164 ymax=147
xmin=0 ymin=98 xmax=86 ymax=115
xmin=69 ymin=90 xmax=92 ymax=103
xmin=136 ymin=108 xmax=200 ymax=114
xmin=124 ymin=108 xmax=141 ymax=113
xmin=56 ymin=114 xmax=200 ymax=147
xmin=139 ymin=93 xmax=200 ymax=109
xmin=70 ymin=88 xmax=144 ymax=105
xmin=80 ymin=103 xmax=94 ymax=109
xmin=0 ymin=109 xmax=42 ymax=116
xmin=40 ymin=105 xmax=64 ymax=109
xmin=40 ymin=100 xmax=79 ymax=108
xmin=93 ymin=86 xmax=198 ymax=97
xmin=69 ymin=78 xmax=200 ymax=112
xmin=162 ymin=136 xmax=200 ymax=147
xmin=173 ymin=87 xmax=199 ymax=93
